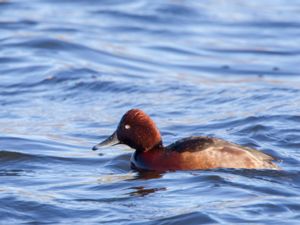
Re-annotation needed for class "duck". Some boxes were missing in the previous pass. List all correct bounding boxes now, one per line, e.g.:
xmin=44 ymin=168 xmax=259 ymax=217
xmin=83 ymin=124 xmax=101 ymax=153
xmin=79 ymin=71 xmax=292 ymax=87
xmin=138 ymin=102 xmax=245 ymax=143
xmin=92 ymin=109 xmax=280 ymax=171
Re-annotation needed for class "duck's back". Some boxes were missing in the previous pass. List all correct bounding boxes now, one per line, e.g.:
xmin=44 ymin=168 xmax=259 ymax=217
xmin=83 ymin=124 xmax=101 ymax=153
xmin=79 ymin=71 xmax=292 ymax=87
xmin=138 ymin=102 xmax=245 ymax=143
xmin=164 ymin=136 xmax=280 ymax=170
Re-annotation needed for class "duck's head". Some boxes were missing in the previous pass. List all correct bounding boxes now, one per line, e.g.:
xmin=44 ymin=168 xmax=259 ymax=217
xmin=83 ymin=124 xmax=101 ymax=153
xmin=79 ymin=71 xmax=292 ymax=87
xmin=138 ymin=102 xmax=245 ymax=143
xmin=92 ymin=109 xmax=162 ymax=152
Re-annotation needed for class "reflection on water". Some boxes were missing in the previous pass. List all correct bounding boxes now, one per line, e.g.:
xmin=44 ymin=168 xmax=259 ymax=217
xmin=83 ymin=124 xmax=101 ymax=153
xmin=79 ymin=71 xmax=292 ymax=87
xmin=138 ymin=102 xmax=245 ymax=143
xmin=1 ymin=0 xmax=300 ymax=224
xmin=128 ymin=186 xmax=167 ymax=197
xmin=132 ymin=171 xmax=164 ymax=180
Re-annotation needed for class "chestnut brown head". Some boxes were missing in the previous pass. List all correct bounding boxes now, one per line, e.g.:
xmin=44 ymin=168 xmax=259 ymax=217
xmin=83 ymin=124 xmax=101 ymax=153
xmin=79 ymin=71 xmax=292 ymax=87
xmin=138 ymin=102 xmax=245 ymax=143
xmin=92 ymin=109 xmax=162 ymax=152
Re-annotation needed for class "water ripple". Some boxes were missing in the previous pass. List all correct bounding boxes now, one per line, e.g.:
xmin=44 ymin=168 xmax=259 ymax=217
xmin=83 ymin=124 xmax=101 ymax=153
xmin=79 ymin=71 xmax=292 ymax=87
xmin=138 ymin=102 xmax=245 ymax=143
xmin=1 ymin=0 xmax=300 ymax=224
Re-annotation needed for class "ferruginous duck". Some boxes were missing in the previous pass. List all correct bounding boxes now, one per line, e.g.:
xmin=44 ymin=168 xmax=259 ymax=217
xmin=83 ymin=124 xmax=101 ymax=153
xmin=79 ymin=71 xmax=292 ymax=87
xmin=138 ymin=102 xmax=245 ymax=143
xmin=92 ymin=109 xmax=279 ymax=171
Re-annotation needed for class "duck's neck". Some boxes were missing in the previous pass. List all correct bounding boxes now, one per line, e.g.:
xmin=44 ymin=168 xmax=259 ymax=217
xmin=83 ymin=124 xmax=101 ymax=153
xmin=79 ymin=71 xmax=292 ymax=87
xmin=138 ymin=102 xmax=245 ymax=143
xmin=136 ymin=141 xmax=164 ymax=153
xmin=152 ymin=141 xmax=164 ymax=151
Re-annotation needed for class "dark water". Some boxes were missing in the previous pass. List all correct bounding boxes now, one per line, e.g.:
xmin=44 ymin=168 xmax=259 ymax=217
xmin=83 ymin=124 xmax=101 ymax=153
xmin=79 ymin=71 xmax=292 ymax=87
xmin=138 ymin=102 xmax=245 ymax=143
xmin=1 ymin=0 xmax=300 ymax=224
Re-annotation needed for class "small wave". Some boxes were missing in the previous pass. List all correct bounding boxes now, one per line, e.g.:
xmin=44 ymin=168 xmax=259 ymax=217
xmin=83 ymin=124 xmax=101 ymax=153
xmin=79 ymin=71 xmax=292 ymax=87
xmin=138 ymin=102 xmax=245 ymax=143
xmin=0 ymin=19 xmax=38 ymax=30
xmin=0 ymin=149 xmax=106 ymax=167
xmin=0 ymin=150 xmax=39 ymax=161
xmin=146 ymin=211 xmax=217 ymax=225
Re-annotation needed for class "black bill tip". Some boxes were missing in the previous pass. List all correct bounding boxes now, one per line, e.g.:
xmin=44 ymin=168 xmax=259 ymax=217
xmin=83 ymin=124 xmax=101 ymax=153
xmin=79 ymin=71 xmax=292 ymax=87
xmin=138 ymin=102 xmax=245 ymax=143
xmin=92 ymin=132 xmax=119 ymax=151
xmin=92 ymin=145 xmax=99 ymax=151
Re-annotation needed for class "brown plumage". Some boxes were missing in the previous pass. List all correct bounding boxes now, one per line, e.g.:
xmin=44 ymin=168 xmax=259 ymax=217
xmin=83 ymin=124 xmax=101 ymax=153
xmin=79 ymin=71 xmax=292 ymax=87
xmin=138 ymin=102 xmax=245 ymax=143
xmin=93 ymin=109 xmax=280 ymax=171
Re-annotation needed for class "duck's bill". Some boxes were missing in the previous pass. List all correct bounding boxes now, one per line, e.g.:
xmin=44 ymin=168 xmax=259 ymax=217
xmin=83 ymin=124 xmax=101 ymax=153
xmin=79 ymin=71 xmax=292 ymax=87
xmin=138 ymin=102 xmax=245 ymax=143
xmin=92 ymin=132 xmax=120 ymax=151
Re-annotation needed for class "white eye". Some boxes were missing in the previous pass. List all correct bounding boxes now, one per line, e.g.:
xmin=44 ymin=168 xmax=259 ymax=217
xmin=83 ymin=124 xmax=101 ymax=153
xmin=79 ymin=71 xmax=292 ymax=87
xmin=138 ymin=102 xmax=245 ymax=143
xmin=125 ymin=124 xmax=131 ymax=129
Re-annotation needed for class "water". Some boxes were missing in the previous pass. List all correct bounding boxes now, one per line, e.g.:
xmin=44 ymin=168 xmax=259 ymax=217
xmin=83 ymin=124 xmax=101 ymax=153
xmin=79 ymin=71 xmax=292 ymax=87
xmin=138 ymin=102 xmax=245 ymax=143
xmin=1 ymin=0 xmax=300 ymax=224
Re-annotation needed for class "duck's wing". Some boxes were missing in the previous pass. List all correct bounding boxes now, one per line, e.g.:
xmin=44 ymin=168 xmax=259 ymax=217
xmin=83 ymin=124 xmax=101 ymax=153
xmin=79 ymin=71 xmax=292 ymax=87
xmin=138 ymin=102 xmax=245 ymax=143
xmin=166 ymin=136 xmax=279 ymax=169
xmin=166 ymin=136 xmax=217 ymax=153
xmin=211 ymin=137 xmax=278 ymax=161
xmin=217 ymin=142 xmax=280 ymax=169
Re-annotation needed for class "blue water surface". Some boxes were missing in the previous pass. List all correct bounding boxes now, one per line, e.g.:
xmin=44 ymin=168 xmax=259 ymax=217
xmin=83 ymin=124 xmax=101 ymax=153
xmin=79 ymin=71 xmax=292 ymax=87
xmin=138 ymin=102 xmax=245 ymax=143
xmin=1 ymin=0 xmax=300 ymax=224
